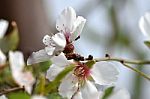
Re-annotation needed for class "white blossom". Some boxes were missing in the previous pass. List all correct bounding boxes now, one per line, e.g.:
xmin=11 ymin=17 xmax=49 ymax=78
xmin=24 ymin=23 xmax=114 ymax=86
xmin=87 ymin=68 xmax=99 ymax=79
xmin=139 ymin=12 xmax=150 ymax=37
xmin=56 ymin=6 xmax=86 ymax=42
xmin=9 ymin=51 xmax=35 ymax=94
xmin=46 ymin=53 xmax=119 ymax=99
xmin=27 ymin=7 xmax=86 ymax=65
xmin=0 ymin=95 xmax=7 ymax=99
xmin=0 ymin=19 xmax=8 ymax=38
xmin=0 ymin=49 xmax=6 ymax=66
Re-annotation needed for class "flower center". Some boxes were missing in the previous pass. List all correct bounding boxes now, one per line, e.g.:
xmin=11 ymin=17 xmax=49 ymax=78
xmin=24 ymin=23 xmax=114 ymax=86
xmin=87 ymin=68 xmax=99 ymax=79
xmin=74 ymin=62 xmax=90 ymax=80
xmin=63 ymin=43 xmax=74 ymax=54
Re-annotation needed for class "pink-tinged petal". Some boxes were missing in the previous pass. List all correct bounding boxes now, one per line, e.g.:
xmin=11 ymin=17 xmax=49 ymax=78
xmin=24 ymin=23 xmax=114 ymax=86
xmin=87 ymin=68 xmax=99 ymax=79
xmin=139 ymin=12 xmax=150 ymax=37
xmin=56 ymin=7 xmax=76 ymax=33
xmin=107 ymin=89 xmax=130 ymax=99
xmin=0 ymin=95 xmax=7 ymax=99
xmin=14 ymin=72 xmax=35 ymax=94
xmin=31 ymin=95 xmax=47 ymax=99
xmin=70 ymin=16 xmax=86 ymax=41
xmin=46 ymin=64 xmax=65 ymax=81
xmin=0 ymin=49 xmax=6 ymax=65
xmin=91 ymin=62 xmax=119 ymax=85
xmin=51 ymin=53 xmax=72 ymax=67
xmin=58 ymin=73 xmax=78 ymax=99
xmin=9 ymin=51 xmax=25 ymax=72
xmin=27 ymin=49 xmax=51 ymax=65
xmin=52 ymin=32 xmax=66 ymax=49
xmin=0 ymin=19 xmax=8 ymax=38
xmin=81 ymin=80 xmax=100 ymax=99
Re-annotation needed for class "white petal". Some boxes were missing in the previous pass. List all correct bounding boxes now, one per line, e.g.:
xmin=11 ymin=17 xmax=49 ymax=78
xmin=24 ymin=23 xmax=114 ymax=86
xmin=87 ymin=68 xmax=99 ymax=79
xmin=0 ymin=49 xmax=6 ymax=65
xmin=27 ymin=49 xmax=51 ymax=65
xmin=46 ymin=64 xmax=65 ymax=81
xmin=139 ymin=12 xmax=150 ymax=37
xmin=51 ymin=53 xmax=72 ymax=67
xmin=0 ymin=19 xmax=8 ymax=38
xmin=91 ymin=62 xmax=119 ymax=85
xmin=70 ymin=16 xmax=86 ymax=41
xmin=43 ymin=35 xmax=53 ymax=46
xmin=56 ymin=7 xmax=76 ymax=33
xmin=107 ymin=89 xmax=130 ymax=99
xmin=14 ymin=72 xmax=35 ymax=94
xmin=9 ymin=51 xmax=25 ymax=72
xmin=45 ymin=46 xmax=55 ymax=56
xmin=0 ymin=95 xmax=7 ymax=99
xmin=81 ymin=80 xmax=100 ymax=99
xmin=31 ymin=95 xmax=47 ymax=99
xmin=52 ymin=32 xmax=66 ymax=49
xmin=58 ymin=73 xmax=78 ymax=99
xmin=73 ymin=92 xmax=83 ymax=99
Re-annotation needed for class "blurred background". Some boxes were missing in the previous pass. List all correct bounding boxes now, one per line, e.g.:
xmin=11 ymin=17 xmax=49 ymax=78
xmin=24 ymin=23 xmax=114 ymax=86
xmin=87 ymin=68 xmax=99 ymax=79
xmin=0 ymin=0 xmax=150 ymax=99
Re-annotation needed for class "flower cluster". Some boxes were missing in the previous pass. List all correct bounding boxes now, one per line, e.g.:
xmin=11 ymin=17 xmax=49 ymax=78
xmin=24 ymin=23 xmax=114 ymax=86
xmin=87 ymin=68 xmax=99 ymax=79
xmin=0 ymin=7 xmax=136 ymax=99
xmin=26 ymin=7 xmax=128 ymax=99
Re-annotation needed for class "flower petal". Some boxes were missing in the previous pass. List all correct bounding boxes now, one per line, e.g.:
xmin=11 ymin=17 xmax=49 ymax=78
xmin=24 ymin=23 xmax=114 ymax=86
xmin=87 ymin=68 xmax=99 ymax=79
xmin=58 ymin=73 xmax=78 ymax=99
xmin=43 ymin=35 xmax=53 ymax=46
xmin=56 ymin=7 xmax=76 ymax=33
xmin=107 ymin=89 xmax=130 ymax=99
xmin=0 ymin=19 xmax=8 ymax=38
xmin=0 ymin=95 xmax=7 ymax=99
xmin=81 ymin=80 xmax=100 ymax=99
xmin=14 ymin=72 xmax=35 ymax=94
xmin=31 ymin=95 xmax=47 ymax=99
xmin=51 ymin=53 xmax=72 ymax=67
xmin=0 ymin=49 xmax=6 ymax=65
xmin=139 ymin=12 xmax=150 ymax=37
xmin=70 ymin=16 xmax=86 ymax=41
xmin=73 ymin=92 xmax=83 ymax=99
xmin=9 ymin=51 xmax=25 ymax=72
xmin=52 ymin=32 xmax=66 ymax=49
xmin=45 ymin=46 xmax=55 ymax=56
xmin=46 ymin=64 xmax=65 ymax=81
xmin=91 ymin=62 xmax=119 ymax=85
xmin=27 ymin=49 xmax=51 ymax=65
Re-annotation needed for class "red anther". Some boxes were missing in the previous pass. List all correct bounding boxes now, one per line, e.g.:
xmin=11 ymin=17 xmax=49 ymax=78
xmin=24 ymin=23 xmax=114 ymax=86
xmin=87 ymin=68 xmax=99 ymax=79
xmin=74 ymin=62 xmax=90 ymax=79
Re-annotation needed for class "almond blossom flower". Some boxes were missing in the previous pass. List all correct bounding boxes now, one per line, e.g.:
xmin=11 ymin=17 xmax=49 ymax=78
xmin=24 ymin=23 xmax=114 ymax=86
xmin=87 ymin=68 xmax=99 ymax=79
xmin=27 ymin=7 xmax=86 ymax=65
xmin=9 ymin=51 xmax=35 ymax=94
xmin=0 ymin=95 xmax=7 ymax=99
xmin=139 ymin=12 xmax=150 ymax=37
xmin=46 ymin=53 xmax=119 ymax=99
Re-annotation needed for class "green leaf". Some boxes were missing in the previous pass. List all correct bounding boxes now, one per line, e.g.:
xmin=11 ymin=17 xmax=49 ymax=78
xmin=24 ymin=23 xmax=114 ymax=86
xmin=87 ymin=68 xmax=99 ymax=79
xmin=144 ymin=41 xmax=150 ymax=48
xmin=35 ymin=74 xmax=45 ymax=95
xmin=0 ymin=22 xmax=19 ymax=53
xmin=85 ymin=60 xmax=95 ymax=68
xmin=7 ymin=92 xmax=30 ymax=99
xmin=102 ymin=86 xmax=114 ymax=99
xmin=47 ymin=93 xmax=65 ymax=99
xmin=45 ymin=64 xmax=75 ymax=94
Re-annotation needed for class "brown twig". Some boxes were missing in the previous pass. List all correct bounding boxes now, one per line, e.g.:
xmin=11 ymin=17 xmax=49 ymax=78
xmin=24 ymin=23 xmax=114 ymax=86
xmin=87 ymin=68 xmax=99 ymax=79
xmin=0 ymin=87 xmax=24 ymax=95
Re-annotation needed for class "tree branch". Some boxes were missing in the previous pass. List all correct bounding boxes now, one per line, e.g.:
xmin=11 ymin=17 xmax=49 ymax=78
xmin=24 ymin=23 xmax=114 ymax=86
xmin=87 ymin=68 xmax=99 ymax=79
xmin=0 ymin=87 xmax=24 ymax=95
xmin=95 ymin=57 xmax=150 ymax=65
